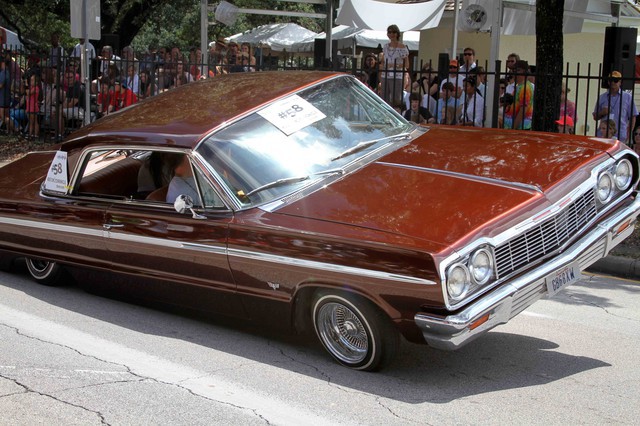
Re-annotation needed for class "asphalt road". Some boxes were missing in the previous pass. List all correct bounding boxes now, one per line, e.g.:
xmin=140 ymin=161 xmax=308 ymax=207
xmin=0 ymin=267 xmax=638 ymax=425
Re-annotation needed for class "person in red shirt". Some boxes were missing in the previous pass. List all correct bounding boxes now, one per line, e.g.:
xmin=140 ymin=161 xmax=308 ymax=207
xmin=113 ymin=80 xmax=138 ymax=110
xmin=96 ymin=79 xmax=116 ymax=117
xmin=25 ymin=73 xmax=42 ymax=139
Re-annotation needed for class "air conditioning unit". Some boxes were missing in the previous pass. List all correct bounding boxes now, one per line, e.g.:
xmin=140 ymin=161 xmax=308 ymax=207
xmin=458 ymin=0 xmax=493 ymax=33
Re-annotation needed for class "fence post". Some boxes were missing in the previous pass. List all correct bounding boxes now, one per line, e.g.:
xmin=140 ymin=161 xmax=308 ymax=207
xmin=490 ymin=59 xmax=502 ymax=129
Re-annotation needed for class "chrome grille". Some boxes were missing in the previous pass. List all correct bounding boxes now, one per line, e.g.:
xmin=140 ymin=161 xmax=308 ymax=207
xmin=495 ymin=190 xmax=597 ymax=278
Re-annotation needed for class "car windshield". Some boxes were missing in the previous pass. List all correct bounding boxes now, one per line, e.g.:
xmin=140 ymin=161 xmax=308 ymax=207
xmin=197 ymin=75 xmax=413 ymax=206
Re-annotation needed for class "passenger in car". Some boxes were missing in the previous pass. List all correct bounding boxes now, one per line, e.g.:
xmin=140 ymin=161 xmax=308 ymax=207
xmin=137 ymin=151 xmax=173 ymax=196
xmin=166 ymin=154 xmax=200 ymax=205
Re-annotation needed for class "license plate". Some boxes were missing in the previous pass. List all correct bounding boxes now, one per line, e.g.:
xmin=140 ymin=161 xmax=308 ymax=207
xmin=545 ymin=262 xmax=581 ymax=297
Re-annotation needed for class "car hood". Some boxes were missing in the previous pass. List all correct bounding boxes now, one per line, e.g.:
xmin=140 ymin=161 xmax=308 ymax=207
xmin=275 ymin=126 xmax=615 ymax=248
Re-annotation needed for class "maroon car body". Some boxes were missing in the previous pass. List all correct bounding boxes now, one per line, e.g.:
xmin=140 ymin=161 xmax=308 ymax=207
xmin=0 ymin=71 xmax=638 ymax=371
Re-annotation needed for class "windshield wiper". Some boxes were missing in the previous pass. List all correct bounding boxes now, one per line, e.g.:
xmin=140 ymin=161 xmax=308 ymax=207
xmin=314 ymin=167 xmax=345 ymax=177
xmin=330 ymin=133 xmax=412 ymax=162
xmin=244 ymin=168 xmax=345 ymax=199
xmin=245 ymin=176 xmax=310 ymax=198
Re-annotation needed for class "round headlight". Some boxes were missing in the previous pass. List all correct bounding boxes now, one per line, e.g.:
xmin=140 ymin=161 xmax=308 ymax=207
xmin=614 ymin=159 xmax=633 ymax=190
xmin=447 ymin=264 xmax=470 ymax=301
xmin=470 ymin=248 xmax=494 ymax=285
xmin=596 ymin=172 xmax=613 ymax=203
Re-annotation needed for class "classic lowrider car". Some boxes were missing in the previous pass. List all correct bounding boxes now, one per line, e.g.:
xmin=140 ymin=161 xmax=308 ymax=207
xmin=0 ymin=71 xmax=638 ymax=371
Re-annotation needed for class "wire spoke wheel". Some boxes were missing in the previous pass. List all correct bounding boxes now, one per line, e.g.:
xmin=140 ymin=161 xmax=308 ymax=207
xmin=312 ymin=291 xmax=399 ymax=371
xmin=317 ymin=302 xmax=369 ymax=364
xmin=25 ymin=258 xmax=64 ymax=286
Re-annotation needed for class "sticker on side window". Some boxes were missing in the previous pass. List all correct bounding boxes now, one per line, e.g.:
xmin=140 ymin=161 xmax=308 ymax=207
xmin=44 ymin=150 xmax=69 ymax=194
xmin=258 ymin=94 xmax=326 ymax=135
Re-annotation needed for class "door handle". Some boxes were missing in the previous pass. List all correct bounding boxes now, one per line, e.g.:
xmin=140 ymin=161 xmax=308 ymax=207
xmin=103 ymin=223 xmax=125 ymax=230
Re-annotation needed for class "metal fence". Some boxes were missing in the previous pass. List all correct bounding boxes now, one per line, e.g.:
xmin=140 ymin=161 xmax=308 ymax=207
xmin=1 ymin=49 xmax=636 ymax=147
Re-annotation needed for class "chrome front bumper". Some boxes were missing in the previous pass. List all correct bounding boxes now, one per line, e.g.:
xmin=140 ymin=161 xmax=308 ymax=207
xmin=415 ymin=196 xmax=640 ymax=351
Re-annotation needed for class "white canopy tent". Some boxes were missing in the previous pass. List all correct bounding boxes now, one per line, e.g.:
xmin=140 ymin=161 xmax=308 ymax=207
xmin=335 ymin=0 xmax=447 ymax=31
xmin=290 ymin=25 xmax=420 ymax=53
xmin=226 ymin=23 xmax=318 ymax=52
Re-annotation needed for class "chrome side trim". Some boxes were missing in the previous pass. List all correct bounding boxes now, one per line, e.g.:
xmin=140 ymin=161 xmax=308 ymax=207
xmin=228 ymin=247 xmax=436 ymax=286
xmin=107 ymin=231 xmax=227 ymax=255
xmin=376 ymin=161 xmax=544 ymax=194
xmin=414 ymin=195 xmax=640 ymax=350
xmin=0 ymin=216 xmax=432 ymax=285
xmin=0 ymin=216 xmax=105 ymax=238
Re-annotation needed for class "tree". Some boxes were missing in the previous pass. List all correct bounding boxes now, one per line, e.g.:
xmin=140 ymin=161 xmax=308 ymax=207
xmin=532 ymin=0 xmax=564 ymax=132
xmin=0 ymin=0 xmax=325 ymax=53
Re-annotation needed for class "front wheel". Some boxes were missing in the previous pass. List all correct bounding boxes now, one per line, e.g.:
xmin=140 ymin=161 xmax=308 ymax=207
xmin=312 ymin=291 xmax=399 ymax=371
xmin=25 ymin=258 xmax=64 ymax=286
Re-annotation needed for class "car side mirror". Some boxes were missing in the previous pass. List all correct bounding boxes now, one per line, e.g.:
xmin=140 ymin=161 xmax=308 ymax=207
xmin=173 ymin=194 xmax=206 ymax=219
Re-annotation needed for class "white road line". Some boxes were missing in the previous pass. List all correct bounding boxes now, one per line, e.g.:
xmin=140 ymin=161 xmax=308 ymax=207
xmin=0 ymin=303 xmax=337 ymax=426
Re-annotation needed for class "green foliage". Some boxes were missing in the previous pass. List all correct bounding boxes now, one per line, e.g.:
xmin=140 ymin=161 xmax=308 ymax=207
xmin=131 ymin=0 xmax=201 ymax=52
xmin=0 ymin=0 xmax=71 ymax=51
xmin=1 ymin=0 xmax=324 ymax=53
xmin=133 ymin=0 xmax=324 ymax=53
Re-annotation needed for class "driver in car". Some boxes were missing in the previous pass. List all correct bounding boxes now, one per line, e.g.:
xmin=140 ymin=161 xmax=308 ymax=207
xmin=166 ymin=154 xmax=200 ymax=205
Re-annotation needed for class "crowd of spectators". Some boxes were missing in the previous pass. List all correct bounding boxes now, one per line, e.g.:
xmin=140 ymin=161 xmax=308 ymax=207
xmin=1 ymin=27 xmax=638 ymax=150
xmin=0 ymin=31 xmax=260 ymax=141
xmin=359 ymin=26 xmax=638 ymax=151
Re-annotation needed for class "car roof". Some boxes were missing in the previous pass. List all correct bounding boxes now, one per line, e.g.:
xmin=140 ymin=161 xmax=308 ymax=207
xmin=63 ymin=71 xmax=341 ymax=151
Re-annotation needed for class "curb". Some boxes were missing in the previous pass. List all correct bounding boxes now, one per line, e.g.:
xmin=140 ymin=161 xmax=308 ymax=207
xmin=587 ymin=255 xmax=640 ymax=280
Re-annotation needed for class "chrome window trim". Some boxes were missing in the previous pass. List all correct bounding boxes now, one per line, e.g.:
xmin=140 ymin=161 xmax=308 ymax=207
xmin=39 ymin=145 xmax=233 ymax=213
xmin=438 ymin=150 xmax=639 ymax=310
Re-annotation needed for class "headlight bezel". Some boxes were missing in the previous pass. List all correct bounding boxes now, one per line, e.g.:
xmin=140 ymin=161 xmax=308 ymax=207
xmin=469 ymin=247 xmax=494 ymax=286
xmin=595 ymin=171 xmax=614 ymax=204
xmin=446 ymin=263 xmax=471 ymax=302
xmin=595 ymin=156 xmax=638 ymax=207
xmin=613 ymin=158 xmax=633 ymax=191
xmin=445 ymin=246 xmax=496 ymax=303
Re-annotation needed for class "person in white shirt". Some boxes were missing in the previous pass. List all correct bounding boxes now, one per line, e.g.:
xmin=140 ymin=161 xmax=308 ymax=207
xmin=125 ymin=63 xmax=140 ymax=96
xmin=379 ymin=24 xmax=409 ymax=108
xmin=459 ymin=47 xmax=477 ymax=74
xmin=166 ymin=155 xmax=200 ymax=205
xmin=459 ymin=76 xmax=484 ymax=127
xmin=71 ymin=39 xmax=96 ymax=60
xmin=440 ymin=59 xmax=464 ymax=97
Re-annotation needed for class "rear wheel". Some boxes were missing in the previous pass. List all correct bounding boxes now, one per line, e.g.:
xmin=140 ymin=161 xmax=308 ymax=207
xmin=312 ymin=291 xmax=399 ymax=371
xmin=25 ymin=258 xmax=64 ymax=286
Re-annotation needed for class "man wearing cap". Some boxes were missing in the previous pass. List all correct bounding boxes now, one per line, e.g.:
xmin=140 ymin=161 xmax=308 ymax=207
xmin=592 ymin=70 xmax=637 ymax=142
xmin=440 ymin=59 xmax=464 ymax=94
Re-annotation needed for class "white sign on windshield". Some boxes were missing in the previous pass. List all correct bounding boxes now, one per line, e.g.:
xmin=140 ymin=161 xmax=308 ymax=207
xmin=258 ymin=94 xmax=326 ymax=136
xmin=44 ymin=151 xmax=69 ymax=194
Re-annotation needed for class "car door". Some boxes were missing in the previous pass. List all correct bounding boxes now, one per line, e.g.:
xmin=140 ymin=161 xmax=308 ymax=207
xmin=102 ymin=153 xmax=241 ymax=316
xmin=0 ymin=150 xmax=111 ymax=269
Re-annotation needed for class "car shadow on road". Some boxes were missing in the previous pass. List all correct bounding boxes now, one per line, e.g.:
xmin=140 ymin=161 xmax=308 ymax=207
xmin=0 ymin=268 xmax=611 ymax=404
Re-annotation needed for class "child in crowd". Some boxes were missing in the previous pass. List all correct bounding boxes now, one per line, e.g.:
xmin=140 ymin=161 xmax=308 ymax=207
xmin=25 ymin=73 xmax=42 ymax=139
